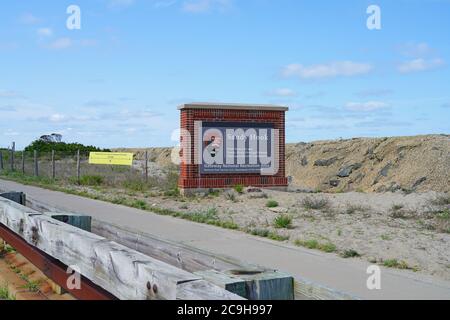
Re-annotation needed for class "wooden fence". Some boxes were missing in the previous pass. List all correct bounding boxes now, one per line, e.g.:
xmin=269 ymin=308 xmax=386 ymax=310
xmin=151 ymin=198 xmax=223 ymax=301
xmin=0 ymin=196 xmax=243 ymax=300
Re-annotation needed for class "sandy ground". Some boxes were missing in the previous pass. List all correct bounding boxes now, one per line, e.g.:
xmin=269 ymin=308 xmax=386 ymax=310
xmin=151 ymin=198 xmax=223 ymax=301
xmin=73 ymin=185 xmax=450 ymax=281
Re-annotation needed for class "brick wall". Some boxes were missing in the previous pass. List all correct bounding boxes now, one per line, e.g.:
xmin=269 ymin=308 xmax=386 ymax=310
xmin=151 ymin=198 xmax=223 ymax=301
xmin=179 ymin=107 xmax=288 ymax=190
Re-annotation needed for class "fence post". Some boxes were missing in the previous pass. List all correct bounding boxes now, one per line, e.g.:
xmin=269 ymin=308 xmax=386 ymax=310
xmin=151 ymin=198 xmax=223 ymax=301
xmin=52 ymin=150 xmax=55 ymax=180
xmin=144 ymin=150 xmax=148 ymax=183
xmin=21 ymin=151 xmax=25 ymax=174
xmin=0 ymin=151 xmax=3 ymax=171
xmin=10 ymin=142 xmax=15 ymax=171
xmin=76 ymin=149 xmax=80 ymax=184
xmin=34 ymin=150 xmax=38 ymax=176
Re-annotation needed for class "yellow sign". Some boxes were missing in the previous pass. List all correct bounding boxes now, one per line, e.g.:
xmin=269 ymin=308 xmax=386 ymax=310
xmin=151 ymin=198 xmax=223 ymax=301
xmin=89 ymin=152 xmax=134 ymax=166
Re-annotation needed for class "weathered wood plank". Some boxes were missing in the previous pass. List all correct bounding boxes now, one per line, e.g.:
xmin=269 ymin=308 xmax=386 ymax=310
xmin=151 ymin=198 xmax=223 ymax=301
xmin=93 ymin=221 xmax=252 ymax=273
xmin=177 ymin=279 xmax=245 ymax=300
xmin=94 ymin=222 xmax=294 ymax=300
xmin=293 ymin=276 xmax=358 ymax=300
xmin=0 ymin=198 xmax=243 ymax=300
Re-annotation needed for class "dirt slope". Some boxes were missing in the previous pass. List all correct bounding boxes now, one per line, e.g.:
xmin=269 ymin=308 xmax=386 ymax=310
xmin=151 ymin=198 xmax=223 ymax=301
xmin=114 ymin=134 xmax=450 ymax=193
xmin=286 ymin=134 xmax=450 ymax=193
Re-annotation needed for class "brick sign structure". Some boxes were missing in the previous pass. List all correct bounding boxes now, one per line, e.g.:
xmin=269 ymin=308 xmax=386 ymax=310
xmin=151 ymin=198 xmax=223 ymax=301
xmin=178 ymin=103 xmax=289 ymax=194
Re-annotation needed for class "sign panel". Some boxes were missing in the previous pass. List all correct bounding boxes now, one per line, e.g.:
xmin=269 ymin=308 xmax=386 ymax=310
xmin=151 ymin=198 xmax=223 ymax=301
xmin=89 ymin=152 xmax=134 ymax=166
xmin=199 ymin=122 xmax=276 ymax=174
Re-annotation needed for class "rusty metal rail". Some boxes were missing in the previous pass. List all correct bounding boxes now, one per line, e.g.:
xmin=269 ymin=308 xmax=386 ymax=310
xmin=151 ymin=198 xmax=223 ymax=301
xmin=0 ymin=223 xmax=117 ymax=300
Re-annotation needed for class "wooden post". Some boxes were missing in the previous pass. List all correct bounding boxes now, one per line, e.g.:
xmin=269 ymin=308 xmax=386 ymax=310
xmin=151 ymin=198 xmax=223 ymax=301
xmin=51 ymin=150 xmax=55 ymax=180
xmin=34 ymin=150 xmax=38 ymax=176
xmin=10 ymin=142 xmax=15 ymax=171
xmin=21 ymin=151 xmax=25 ymax=174
xmin=76 ymin=149 xmax=80 ymax=184
xmin=144 ymin=150 xmax=148 ymax=183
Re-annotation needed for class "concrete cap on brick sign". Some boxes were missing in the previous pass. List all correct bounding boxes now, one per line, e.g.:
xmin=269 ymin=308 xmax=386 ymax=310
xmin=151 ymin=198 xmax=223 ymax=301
xmin=178 ymin=102 xmax=289 ymax=112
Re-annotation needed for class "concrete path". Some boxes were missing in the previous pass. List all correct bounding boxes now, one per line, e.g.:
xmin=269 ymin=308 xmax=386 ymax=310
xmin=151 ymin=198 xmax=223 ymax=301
xmin=1 ymin=179 xmax=450 ymax=300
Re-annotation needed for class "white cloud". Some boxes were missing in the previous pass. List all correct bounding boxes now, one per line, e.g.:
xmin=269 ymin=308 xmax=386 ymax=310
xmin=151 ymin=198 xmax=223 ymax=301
xmin=19 ymin=13 xmax=41 ymax=24
xmin=397 ymin=58 xmax=445 ymax=73
xmin=37 ymin=28 xmax=53 ymax=37
xmin=281 ymin=61 xmax=373 ymax=80
xmin=47 ymin=38 xmax=73 ymax=50
xmin=345 ymin=101 xmax=389 ymax=112
xmin=398 ymin=42 xmax=433 ymax=58
xmin=182 ymin=0 xmax=232 ymax=13
xmin=267 ymin=88 xmax=297 ymax=97
xmin=49 ymin=113 xmax=67 ymax=122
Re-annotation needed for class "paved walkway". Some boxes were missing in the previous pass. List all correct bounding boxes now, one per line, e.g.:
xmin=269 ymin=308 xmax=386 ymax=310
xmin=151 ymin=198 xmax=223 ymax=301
xmin=1 ymin=179 xmax=450 ymax=299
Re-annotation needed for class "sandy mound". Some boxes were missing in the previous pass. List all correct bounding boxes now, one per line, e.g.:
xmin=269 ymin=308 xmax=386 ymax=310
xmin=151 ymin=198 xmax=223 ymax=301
xmin=286 ymin=134 xmax=450 ymax=193
xmin=114 ymin=134 xmax=450 ymax=193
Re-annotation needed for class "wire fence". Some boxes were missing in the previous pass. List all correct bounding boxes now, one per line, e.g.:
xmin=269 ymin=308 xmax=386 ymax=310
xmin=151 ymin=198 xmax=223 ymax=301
xmin=0 ymin=149 xmax=179 ymax=191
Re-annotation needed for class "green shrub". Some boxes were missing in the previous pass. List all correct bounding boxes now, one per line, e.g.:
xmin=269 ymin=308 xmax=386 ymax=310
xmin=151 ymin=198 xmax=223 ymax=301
xmin=248 ymin=228 xmax=289 ymax=241
xmin=249 ymin=228 xmax=269 ymax=237
xmin=0 ymin=284 xmax=15 ymax=300
xmin=233 ymin=184 xmax=244 ymax=194
xmin=78 ymin=175 xmax=104 ymax=186
xmin=123 ymin=179 xmax=148 ymax=192
xmin=383 ymin=259 xmax=415 ymax=270
xmin=301 ymin=197 xmax=330 ymax=210
xmin=225 ymin=191 xmax=237 ymax=202
xmin=164 ymin=188 xmax=180 ymax=197
xmin=436 ymin=208 xmax=450 ymax=220
xmin=24 ymin=139 xmax=108 ymax=153
xmin=132 ymin=200 xmax=148 ymax=210
xmin=345 ymin=204 xmax=368 ymax=215
xmin=266 ymin=200 xmax=279 ymax=208
xmin=190 ymin=208 xmax=219 ymax=223
xmin=341 ymin=249 xmax=361 ymax=258
xmin=273 ymin=214 xmax=293 ymax=229
xmin=294 ymin=239 xmax=336 ymax=253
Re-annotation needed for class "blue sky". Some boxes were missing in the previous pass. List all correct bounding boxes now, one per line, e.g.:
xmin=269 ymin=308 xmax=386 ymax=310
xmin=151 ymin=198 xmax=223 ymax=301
xmin=1 ymin=0 xmax=449 ymax=149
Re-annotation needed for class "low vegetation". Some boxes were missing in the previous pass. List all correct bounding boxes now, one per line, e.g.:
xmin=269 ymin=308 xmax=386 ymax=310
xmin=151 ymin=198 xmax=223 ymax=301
xmin=233 ymin=184 xmax=244 ymax=194
xmin=340 ymin=249 xmax=361 ymax=258
xmin=344 ymin=204 xmax=369 ymax=215
xmin=273 ymin=214 xmax=293 ymax=229
xmin=300 ymin=197 xmax=330 ymax=211
xmin=248 ymin=228 xmax=289 ymax=241
xmin=0 ymin=283 xmax=15 ymax=300
xmin=429 ymin=194 xmax=450 ymax=206
xmin=294 ymin=239 xmax=337 ymax=253
xmin=77 ymin=175 xmax=104 ymax=186
xmin=382 ymin=259 xmax=418 ymax=271
xmin=225 ymin=190 xmax=238 ymax=202
xmin=266 ymin=200 xmax=279 ymax=208
xmin=24 ymin=135 xmax=108 ymax=153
